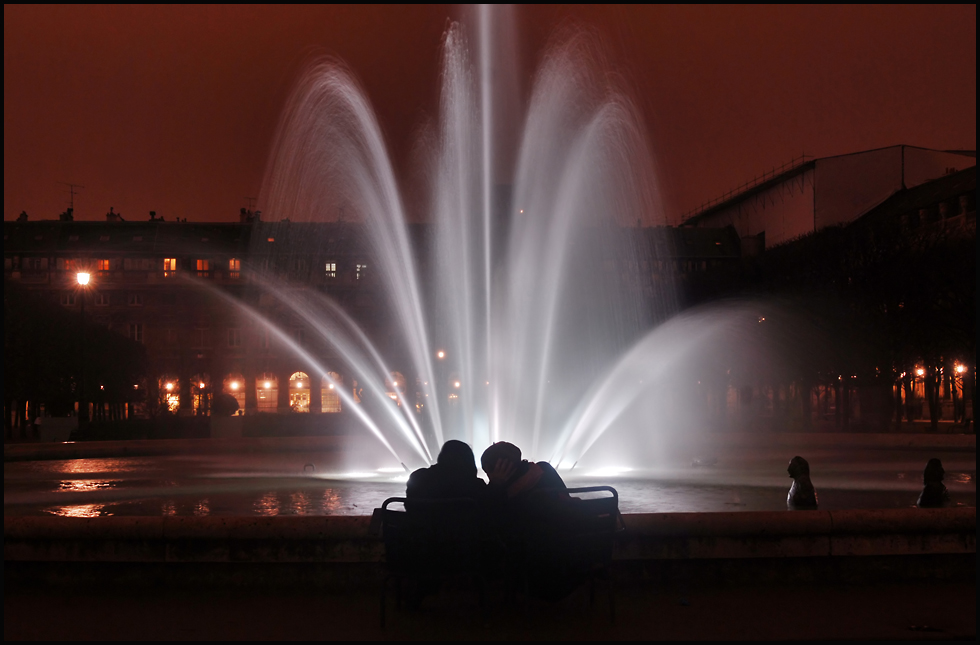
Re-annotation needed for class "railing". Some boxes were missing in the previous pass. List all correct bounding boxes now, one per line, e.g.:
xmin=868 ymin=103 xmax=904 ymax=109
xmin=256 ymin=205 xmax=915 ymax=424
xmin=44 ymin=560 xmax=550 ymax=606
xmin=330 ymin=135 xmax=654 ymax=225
xmin=682 ymin=154 xmax=812 ymax=223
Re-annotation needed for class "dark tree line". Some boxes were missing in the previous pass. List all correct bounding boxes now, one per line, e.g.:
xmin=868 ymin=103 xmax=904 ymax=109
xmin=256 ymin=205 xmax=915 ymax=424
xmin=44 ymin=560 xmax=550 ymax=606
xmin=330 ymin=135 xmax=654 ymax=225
xmin=4 ymin=280 xmax=147 ymax=436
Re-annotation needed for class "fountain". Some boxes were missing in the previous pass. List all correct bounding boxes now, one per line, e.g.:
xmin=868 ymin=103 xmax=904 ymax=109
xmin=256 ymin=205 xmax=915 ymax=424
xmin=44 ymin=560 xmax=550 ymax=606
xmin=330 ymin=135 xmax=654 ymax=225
xmin=256 ymin=8 xmax=673 ymax=471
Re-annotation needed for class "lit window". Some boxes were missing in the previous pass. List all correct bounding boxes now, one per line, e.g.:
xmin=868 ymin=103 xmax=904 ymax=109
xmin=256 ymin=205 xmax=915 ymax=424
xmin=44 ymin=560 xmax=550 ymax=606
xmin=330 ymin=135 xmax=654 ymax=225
xmin=128 ymin=293 xmax=143 ymax=306
xmin=59 ymin=258 xmax=78 ymax=271
xmin=97 ymin=259 xmax=111 ymax=272
xmin=228 ymin=328 xmax=241 ymax=348
xmin=196 ymin=259 xmax=210 ymax=277
xmin=129 ymin=323 xmax=143 ymax=343
xmin=356 ymin=263 xmax=367 ymax=280
xmin=95 ymin=293 xmax=109 ymax=306
xmin=325 ymin=262 xmax=336 ymax=278
xmin=60 ymin=292 xmax=76 ymax=306
xmin=228 ymin=258 xmax=241 ymax=279
xmin=163 ymin=258 xmax=178 ymax=277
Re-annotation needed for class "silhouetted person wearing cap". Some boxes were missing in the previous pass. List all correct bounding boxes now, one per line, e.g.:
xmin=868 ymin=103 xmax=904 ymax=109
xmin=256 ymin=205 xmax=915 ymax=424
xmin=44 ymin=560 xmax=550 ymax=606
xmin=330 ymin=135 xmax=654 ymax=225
xmin=481 ymin=441 xmax=566 ymax=500
xmin=481 ymin=441 xmax=585 ymax=601
xmin=787 ymin=456 xmax=818 ymax=510
xmin=916 ymin=458 xmax=950 ymax=508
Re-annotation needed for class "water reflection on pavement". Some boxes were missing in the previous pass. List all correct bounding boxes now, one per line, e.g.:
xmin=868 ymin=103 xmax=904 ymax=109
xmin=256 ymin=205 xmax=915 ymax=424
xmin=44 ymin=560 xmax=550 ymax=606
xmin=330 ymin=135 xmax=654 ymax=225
xmin=4 ymin=448 xmax=975 ymax=517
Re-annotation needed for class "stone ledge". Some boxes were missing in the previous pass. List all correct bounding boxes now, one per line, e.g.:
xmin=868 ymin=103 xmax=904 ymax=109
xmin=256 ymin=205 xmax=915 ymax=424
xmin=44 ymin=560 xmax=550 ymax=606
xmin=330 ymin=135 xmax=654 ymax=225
xmin=5 ymin=507 xmax=973 ymax=564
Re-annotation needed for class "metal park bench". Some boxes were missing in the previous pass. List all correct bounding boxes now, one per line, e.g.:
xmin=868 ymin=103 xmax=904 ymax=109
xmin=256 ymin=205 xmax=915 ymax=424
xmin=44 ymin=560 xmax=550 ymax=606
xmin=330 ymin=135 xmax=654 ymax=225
xmin=515 ymin=485 xmax=624 ymax=620
xmin=377 ymin=485 xmax=623 ymax=626
xmin=378 ymin=496 xmax=487 ymax=627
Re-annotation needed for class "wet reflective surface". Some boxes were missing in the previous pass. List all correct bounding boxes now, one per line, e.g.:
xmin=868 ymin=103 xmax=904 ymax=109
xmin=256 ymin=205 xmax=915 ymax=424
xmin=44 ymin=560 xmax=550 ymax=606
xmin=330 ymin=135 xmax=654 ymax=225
xmin=4 ymin=447 xmax=974 ymax=517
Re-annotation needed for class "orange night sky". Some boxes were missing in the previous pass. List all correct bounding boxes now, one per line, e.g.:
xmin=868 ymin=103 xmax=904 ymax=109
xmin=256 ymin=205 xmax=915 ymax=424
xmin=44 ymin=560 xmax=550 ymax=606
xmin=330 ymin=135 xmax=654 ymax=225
xmin=4 ymin=5 xmax=976 ymax=225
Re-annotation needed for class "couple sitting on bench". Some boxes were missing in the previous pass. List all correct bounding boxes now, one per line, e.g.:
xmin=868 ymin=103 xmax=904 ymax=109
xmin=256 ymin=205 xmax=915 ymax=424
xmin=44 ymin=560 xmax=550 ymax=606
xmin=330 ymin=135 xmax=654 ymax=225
xmin=401 ymin=439 xmax=601 ymax=602
xmin=407 ymin=439 xmax=565 ymax=506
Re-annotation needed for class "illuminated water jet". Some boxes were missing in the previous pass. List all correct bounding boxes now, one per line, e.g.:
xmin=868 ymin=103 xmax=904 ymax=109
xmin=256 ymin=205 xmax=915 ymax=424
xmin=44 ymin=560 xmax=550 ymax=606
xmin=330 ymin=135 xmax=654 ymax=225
xmin=249 ymin=8 xmax=677 ymax=471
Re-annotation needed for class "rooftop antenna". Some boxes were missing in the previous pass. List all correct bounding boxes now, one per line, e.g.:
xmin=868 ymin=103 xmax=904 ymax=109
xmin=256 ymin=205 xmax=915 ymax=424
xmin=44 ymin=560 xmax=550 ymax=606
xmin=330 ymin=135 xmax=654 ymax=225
xmin=59 ymin=182 xmax=85 ymax=211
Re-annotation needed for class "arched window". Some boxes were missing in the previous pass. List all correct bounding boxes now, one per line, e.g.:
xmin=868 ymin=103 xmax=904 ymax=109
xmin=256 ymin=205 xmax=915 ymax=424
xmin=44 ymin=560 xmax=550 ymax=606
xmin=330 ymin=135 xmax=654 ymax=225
xmin=223 ymin=374 xmax=246 ymax=412
xmin=191 ymin=373 xmax=211 ymax=415
xmin=289 ymin=371 xmax=310 ymax=413
xmin=159 ymin=376 xmax=180 ymax=413
xmin=386 ymin=372 xmax=406 ymax=406
xmin=256 ymin=374 xmax=278 ymax=413
xmin=321 ymin=372 xmax=342 ymax=413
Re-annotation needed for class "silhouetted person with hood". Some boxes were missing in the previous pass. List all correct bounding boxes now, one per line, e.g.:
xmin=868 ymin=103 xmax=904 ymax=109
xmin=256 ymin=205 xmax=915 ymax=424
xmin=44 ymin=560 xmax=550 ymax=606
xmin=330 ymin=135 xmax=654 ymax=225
xmin=787 ymin=455 xmax=818 ymax=510
xmin=406 ymin=439 xmax=486 ymax=503
xmin=916 ymin=458 xmax=950 ymax=508
xmin=401 ymin=440 xmax=486 ymax=607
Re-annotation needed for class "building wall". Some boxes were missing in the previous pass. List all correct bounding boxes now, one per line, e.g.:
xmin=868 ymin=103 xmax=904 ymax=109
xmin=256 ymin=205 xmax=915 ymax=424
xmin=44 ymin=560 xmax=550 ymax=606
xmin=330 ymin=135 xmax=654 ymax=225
xmin=687 ymin=146 xmax=976 ymax=249
xmin=5 ymin=220 xmax=738 ymax=422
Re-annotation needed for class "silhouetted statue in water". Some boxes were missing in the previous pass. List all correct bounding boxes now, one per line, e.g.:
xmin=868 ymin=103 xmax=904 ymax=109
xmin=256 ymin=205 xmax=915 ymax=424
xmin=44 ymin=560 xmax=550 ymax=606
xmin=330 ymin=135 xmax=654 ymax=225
xmin=916 ymin=458 xmax=950 ymax=508
xmin=787 ymin=456 xmax=818 ymax=510
xmin=406 ymin=440 xmax=486 ymax=502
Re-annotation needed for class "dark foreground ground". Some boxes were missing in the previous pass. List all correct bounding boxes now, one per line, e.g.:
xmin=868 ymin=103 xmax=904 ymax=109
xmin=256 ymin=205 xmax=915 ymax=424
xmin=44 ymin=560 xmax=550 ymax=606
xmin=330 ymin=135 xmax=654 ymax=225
xmin=5 ymin=578 xmax=974 ymax=641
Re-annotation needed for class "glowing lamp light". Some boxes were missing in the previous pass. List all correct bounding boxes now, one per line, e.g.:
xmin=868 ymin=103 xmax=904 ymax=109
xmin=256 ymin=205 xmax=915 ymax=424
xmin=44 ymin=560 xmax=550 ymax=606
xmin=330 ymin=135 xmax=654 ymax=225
xmin=76 ymin=272 xmax=91 ymax=286
xmin=264 ymin=381 xmax=272 ymax=389
xmin=165 ymin=382 xmax=174 ymax=391
xmin=436 ymin=350 xmax=446 ymax=359
xmin=328 ymin=384 xmax=334 ymax=390
xmin=392 ymin=381 xmax=398 ymax=387
xmin=454 ymin=381 xmax=461 ymax=388
xmin=955 ymin=365 xmax=967 ymax=374
xmin=230 ymin=382 xmax=239 ymax=391
xmin=916 ymin=368 xmax=925 ymax=377
xmin=199 ymin=382 xmax=206 ymax=389
xmin=296 ymin=381 xmax=303 ymax=387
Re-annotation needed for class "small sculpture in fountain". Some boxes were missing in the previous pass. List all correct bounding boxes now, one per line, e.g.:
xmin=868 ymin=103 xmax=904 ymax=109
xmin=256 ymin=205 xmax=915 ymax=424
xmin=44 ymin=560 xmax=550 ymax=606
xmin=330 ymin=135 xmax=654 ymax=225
xmin=916 ymin=458 xmax=950 ymax=508
xmin=786 ymin=455 xmax=818 ymax=510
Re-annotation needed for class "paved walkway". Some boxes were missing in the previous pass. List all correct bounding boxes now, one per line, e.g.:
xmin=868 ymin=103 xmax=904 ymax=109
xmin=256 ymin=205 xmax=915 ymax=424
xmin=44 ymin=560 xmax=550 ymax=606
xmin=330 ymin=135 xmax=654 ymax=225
xmin=5 ymin=579 xmax=974 ymax=640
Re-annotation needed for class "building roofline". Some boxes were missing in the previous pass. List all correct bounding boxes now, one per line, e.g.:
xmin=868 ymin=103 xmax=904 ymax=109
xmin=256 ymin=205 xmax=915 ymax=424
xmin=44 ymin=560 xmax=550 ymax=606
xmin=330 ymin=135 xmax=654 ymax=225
xmin=680 ymin=144 xmax=976 ymax=227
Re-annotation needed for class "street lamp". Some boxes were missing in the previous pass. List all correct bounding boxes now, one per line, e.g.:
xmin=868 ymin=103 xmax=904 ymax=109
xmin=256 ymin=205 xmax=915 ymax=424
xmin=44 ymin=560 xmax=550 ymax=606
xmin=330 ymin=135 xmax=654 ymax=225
xmin=77 ymin=272 xmax=91 ymax=428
